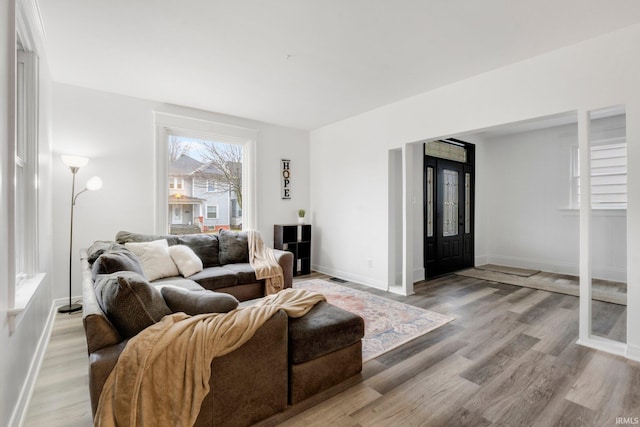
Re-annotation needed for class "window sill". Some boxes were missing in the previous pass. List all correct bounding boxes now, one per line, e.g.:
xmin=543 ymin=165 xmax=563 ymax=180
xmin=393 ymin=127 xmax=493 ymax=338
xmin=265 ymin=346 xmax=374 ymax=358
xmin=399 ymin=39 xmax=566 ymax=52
xmin=8 ymin=272 xmax=46 ymax=334
xmin=558 ymin=208 xmax=627 ymax=217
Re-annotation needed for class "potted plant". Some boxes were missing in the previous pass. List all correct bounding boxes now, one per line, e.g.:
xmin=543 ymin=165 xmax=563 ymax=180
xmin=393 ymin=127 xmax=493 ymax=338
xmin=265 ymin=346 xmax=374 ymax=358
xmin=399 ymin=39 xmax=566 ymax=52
xmin=298 ymin=209 xmax=306 ymax=224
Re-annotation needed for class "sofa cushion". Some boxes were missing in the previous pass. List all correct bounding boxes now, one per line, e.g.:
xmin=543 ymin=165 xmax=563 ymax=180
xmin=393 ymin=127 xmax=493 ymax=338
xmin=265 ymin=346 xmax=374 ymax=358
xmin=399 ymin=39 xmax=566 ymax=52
xmin=177 ymin=234 xmax=220 ymax=267
xmin=94 ymin=271 xmax=172 ymax=339
xmin=116 ymin=230 xmax=180 ymax=246
xmin=288 ymin=301 xmax=365 ymax=364
xmin=220 ymin=263 xmax=257 ymax=284
xmin=91 ymin=248 xmax=145 ymax=281
xmin=218 ymin=229 xmax=249 ymax=265
xmin=161 ymin=286 xmax=239 ymax=315
xmin=189 ymin=267 xmax=239 ymax=291
xmin=152 ymin=277 xmax=206 ymax=291
xmin=125 ymin=239 xmax=180 ymax=281
xmin=169 ymin=245 xmax=204 ymax=277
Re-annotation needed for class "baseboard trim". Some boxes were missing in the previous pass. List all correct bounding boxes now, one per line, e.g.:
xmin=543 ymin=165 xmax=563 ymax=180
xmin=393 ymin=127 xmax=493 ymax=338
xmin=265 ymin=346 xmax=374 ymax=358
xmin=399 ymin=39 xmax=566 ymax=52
xmin=576 ymin=336 xmax=627 ymax=358
xmin=10 ymin=298 xmax=59 ymax=427
xmin=626 ymin=344 xmax=640 ymax=362
xmin=311 ymin=264 xmax=388 ymax=290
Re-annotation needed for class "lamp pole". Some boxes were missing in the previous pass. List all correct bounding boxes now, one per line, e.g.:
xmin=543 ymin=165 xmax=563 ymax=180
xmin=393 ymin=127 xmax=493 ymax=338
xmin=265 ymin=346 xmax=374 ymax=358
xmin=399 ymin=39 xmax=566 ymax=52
xmin=58 ymin=165 xmax=82 ymax=313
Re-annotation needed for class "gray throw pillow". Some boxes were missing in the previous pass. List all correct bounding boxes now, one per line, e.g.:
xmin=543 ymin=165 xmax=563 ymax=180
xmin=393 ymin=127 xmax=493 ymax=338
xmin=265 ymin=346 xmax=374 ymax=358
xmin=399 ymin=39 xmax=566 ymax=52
xmin=91 ymin=248 xmax=145 ymax=281
xmin=177 ymin=234 xmax=220 ymax=267
xmin=94 ymin=271 xmax=172 ymax=338
xmin=218 ymin=229 xmax=249 ymax=265
xmin=160 ymin=286 xmax=239 ymax=315
xmin=87 ymin=241 xmax=125 ymax=264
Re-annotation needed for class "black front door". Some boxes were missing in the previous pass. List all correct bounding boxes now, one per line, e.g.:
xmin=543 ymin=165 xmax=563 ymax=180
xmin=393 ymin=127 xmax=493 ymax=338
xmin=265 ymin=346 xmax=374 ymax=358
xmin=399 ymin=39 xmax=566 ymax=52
xmin=424 ymin=147 xmax=474 ymax=278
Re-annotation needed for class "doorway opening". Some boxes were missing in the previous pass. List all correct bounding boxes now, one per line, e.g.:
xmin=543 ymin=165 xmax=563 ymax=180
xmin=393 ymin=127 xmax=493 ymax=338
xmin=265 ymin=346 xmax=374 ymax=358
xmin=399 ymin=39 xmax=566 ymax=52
xmin=424 ymin=138 xmax=475 ymax=278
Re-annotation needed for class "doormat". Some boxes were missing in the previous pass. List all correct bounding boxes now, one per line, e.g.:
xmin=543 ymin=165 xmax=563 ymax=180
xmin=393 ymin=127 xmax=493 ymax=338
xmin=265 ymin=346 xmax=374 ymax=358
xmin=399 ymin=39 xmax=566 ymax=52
xmin=475 ymin=264 xmax=540 ymax=277
xmin=294 ymin=279 xmax=454 ymax=361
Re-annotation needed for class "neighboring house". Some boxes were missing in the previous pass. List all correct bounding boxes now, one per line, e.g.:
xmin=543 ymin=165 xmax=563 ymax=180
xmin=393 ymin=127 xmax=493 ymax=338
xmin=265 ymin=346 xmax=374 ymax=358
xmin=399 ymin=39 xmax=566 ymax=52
xmin=168 ymin=154 xmax=240 ymax=233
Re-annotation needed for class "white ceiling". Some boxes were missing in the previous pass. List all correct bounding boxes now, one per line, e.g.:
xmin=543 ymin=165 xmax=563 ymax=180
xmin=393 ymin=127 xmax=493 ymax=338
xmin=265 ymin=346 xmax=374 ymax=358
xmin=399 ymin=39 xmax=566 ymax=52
xmin=38 ymin=1 xmax=640 ymax=130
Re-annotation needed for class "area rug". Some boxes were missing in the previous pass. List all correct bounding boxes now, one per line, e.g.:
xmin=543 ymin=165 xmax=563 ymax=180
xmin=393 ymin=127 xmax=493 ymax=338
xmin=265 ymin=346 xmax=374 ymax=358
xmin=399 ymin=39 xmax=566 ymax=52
xmin=457 ymin=267 xmax=627 ymax=305
xmin=475 ymin=264 xmax=540 ymax=277
xmin=294 ymin=279 xmax=454 ymax=361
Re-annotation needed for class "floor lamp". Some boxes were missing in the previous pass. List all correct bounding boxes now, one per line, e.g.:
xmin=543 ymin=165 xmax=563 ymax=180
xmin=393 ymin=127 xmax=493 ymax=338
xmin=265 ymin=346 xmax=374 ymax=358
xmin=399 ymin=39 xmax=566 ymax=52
xmin=58 ymin=155 xmax=103 ymax=314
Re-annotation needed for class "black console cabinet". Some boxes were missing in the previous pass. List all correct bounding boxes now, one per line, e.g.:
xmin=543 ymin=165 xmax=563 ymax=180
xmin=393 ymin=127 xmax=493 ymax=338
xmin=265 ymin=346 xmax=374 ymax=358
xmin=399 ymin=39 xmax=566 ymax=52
xmin=274 ymin=224 xmax=311 ymax=276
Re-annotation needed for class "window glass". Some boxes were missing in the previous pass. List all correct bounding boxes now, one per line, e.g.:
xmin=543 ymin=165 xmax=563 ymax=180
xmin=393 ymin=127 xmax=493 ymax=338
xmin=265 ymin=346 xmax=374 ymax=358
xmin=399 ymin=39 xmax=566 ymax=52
xmin=168 ymin=136 xmax=243 ymax=234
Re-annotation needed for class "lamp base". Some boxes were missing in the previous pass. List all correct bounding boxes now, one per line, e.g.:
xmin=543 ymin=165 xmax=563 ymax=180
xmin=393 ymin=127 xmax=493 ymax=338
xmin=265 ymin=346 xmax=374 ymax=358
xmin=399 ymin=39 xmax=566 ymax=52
xmin=58 ymin=303 xmax=82 ymax=313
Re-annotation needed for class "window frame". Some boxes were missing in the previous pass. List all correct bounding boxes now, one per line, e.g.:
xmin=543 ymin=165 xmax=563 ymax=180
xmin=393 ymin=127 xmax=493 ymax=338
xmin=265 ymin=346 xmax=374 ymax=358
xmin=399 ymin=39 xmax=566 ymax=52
xmin=154 ymin=112 xmax=257 ymax=234
xmin=9 ymin=6 xmax=44 ymax=334
xmin=206 ymin=205 xmax=219 ymax=220
xmin=169 ymin=177 xmax=184 ymax=190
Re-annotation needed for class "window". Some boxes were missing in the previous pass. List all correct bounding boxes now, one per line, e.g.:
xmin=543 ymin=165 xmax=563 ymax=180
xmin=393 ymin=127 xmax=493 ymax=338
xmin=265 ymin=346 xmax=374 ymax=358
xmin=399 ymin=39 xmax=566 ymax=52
xmin=169 ymin=178 xmax=184 ymax=190
xmin=206 ymin=205 xmax=218 ymax=219
xmin=572 ymin=137 xmax=627 ymax=209
xmin=155 ymin=112 xmax=257 ymax=234
xmin=14 ymin=38 xmax=39 ymax=286
xmin=206 ymin=180 xmax=216 ymax=192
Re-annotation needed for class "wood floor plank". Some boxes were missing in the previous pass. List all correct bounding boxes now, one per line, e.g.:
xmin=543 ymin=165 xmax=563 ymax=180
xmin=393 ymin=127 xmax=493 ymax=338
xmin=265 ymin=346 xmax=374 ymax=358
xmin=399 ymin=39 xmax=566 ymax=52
xmin=463 ymin=349 xmax=558 ymax=423
xmin=365 ymin=339 xmax=468 ymax=394
xmin=565 ymin=352 xmax=626 ymax=411
xmin=276 ymin=383 xmax=380 ymax=427
xmin=532 ymin=400 xmax=597 ymax=427
xmin=460 ymin=333 xmax=539 ymax=386
xmin=352 ymin=354 xmax=479 ymax=426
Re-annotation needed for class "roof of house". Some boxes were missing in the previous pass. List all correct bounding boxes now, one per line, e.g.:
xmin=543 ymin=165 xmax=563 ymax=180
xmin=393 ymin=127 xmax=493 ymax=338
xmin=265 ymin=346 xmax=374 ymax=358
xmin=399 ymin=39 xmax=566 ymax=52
xmin=169 ymin=154 xmax=203 ymax=176
xmin=169 ymin=154 xmax=222 ymax=177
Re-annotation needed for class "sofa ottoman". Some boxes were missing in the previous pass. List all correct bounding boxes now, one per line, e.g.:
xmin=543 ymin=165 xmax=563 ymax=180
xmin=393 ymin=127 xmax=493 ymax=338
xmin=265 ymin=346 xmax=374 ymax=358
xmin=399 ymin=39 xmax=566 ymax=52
xmin=287 ymin=301 xmax=365 ymax=404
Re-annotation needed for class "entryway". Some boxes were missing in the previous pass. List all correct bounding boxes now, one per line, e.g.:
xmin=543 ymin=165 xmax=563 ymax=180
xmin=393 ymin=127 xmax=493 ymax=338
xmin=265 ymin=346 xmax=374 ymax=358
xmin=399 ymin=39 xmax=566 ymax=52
xmin=424 ymin=139 xmax=475 ymax=278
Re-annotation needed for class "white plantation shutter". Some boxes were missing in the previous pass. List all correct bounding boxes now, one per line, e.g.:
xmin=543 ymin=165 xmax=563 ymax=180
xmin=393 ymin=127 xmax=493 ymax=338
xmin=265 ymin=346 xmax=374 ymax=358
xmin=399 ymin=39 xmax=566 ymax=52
xmin=574 ymin=137 xmax=627 ymax=209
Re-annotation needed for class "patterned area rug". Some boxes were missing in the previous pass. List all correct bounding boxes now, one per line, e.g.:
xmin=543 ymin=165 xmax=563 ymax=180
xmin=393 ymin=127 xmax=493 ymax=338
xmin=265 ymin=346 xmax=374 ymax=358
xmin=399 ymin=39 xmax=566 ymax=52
xmin=294 ymin=279 xmax=454 ymax=361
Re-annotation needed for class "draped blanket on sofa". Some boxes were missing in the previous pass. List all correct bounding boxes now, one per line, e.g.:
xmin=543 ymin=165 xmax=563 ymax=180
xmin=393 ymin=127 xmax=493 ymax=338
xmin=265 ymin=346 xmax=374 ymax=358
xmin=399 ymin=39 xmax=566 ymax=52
xmin=95 ymin=288 xmax=325 ymax=427
xmin=248 ymin=229 xmax=285 ymax=295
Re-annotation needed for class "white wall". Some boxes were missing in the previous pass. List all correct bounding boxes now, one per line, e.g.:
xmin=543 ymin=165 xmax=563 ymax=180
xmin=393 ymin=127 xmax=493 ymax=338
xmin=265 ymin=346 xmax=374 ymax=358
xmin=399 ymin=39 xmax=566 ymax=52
xmin=51 ymin=83 xmax=310 ymax=301
xmin=2 ymin=1 xmax=56 ymax=425
xmin=309 ymin=24 xmax=640 ymax=350
xmin=479 ymin=120 xmax=626 ymax=282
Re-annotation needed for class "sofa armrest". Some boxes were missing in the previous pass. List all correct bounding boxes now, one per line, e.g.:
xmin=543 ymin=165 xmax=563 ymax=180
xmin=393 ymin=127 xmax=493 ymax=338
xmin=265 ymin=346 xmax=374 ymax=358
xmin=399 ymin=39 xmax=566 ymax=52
xmin=88 ymin=340 xmax=129 ymax=416
xmin=81 ymin=250 xmax=123 ymax=354
xmin=274 ymin=249 xmax=293 ymax=289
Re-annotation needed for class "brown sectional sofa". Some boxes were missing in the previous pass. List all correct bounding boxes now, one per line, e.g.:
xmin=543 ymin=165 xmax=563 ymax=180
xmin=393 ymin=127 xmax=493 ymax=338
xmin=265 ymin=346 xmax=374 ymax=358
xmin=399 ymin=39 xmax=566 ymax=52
xmin=82 ymin=230 xmax=365 ymax=426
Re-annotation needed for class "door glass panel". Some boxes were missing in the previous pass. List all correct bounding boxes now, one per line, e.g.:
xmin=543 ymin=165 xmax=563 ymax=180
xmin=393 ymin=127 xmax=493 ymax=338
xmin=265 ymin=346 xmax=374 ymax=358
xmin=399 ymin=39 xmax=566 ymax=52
xmin=427 ymin=167 xmax=434 ymax=237
xmin=465 ymin=173 xmax=470 ymax=234
xmin=442 ymin=169 xmax=459 ymax=237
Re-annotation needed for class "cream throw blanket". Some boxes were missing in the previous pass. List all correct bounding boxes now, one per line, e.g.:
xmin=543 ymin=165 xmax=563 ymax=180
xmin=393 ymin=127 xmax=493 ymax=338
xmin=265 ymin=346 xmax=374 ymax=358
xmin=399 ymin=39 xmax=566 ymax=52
xmin=248 ymin=229 xmax=285 ymax=294
xmin=95 ymin=288 xmax=325 ymax=427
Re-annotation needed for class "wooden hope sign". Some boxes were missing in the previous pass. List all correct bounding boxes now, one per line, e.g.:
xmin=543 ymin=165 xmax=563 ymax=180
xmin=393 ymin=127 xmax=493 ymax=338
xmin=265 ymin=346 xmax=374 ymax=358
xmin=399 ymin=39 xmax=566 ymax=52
xmin=282 ymin=159 xmax=291 ymax=199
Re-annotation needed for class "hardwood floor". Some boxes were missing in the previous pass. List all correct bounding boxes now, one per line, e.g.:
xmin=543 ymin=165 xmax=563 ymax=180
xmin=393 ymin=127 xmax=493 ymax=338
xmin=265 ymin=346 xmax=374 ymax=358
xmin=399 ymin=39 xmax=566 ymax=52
xmin=24 ymin=274 xmax=636 ymax=426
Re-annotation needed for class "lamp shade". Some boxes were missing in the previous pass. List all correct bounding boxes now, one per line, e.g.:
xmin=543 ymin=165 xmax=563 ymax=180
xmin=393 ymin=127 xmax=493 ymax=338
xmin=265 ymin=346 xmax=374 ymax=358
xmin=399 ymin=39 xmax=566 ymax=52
xmin=61 ymin=155 xmax=89 ymax=168
xmin=86 ymin=176 xmax=103 ymax=191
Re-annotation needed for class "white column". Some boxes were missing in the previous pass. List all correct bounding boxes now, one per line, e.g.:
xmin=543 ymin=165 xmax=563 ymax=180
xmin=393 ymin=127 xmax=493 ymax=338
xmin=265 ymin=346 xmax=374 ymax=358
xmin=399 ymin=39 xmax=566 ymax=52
xmin=578 ymin=109 xmax=592 ymax=344
xmin=401 ymin=143 xmax=415 ymax=296
xmin=626 ymin=101 xmax=640 ymax=360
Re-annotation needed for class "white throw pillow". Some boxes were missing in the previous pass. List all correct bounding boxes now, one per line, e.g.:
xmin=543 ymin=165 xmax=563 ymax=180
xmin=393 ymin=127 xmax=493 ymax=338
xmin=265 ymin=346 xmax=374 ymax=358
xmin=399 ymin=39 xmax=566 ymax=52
xmin=168 ymin=245 xmax=204 ymax=277
xmin=125 ymin=239 xmax=179 ymax=281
